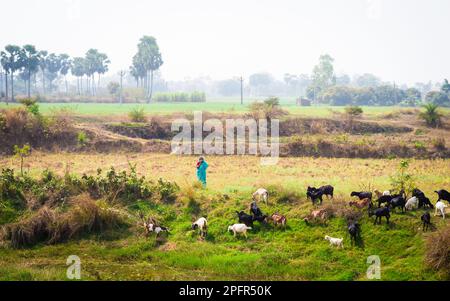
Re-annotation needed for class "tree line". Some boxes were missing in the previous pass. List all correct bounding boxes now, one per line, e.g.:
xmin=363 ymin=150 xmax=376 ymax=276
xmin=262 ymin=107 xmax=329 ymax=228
xmin=0 ymin=35 xmax=163 ymax=103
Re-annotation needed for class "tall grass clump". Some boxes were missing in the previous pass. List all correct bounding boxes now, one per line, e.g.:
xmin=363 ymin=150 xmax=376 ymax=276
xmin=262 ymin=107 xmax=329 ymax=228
xmin=425 ymin=225 xmax=450 ymax=278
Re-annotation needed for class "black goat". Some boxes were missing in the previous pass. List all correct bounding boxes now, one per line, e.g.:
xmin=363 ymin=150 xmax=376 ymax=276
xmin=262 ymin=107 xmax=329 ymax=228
xmin=435 ymin=189 xmax=450 ymax=204
xmin=351 ymin=191 xmax=372 ymax=201
xmin=390 ymin=196 xmax=406 ymax=213
xmin=249 ymin=202 xmax=267 ymax=224
xmin=421 ymin=212 xmax=431 ymax=232
xmin=369 ymin=207 xmax=390 ymax=225
xmin=376 ymin=195 xmax=393 ymax=208
xmin=348 ymin=221 xmax=361 ymax=245
xmin=236 ymin=211 xmax=253 ymax=227
xmin=412 ymin=188 xmax=434 ymax=209
xmin=307 ymin=185 xmax=334 ymax=205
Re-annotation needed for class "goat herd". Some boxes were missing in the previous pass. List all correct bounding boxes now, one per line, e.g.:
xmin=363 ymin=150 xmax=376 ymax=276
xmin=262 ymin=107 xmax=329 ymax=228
xmin=141 ymin=186 xmax=450 ymax=248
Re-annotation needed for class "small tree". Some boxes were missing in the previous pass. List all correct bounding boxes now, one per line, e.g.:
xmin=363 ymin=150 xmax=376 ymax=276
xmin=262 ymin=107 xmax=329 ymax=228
xmin=345 ymin=105 xmax=363 ymax=133
xmin=419 ymin=103 xmax=441 ymax=128
xmin=13 ymin=144 xmax=31 ymax=176
xmin=390 ymin=160 xmax=416 ymax=196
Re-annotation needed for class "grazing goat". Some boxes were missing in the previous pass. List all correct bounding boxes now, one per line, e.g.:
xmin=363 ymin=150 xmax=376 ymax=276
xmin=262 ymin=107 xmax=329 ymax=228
xmin=421 ymin=212 xmax=431 ymax=232
xmin=390 ymin=195 xmax=406 ymax=213
xmin=236 ymin=211 xmax=254 ymax=227
xmin=348 ymin=221 xmax=360 ymax=246
xmin=351 ymin=191 xmax=372 ymax=201
xmin=376 ymin=195 xmax=393 ymax=208
xmin=435 ymin=189 xmax=450 ymax=204
xmin=249 ymin=202 xmax=268 ymax=224
xmin=435 ymin=201 xmax=448 ymax=219
xmin=349 ymin=198 xmax=372 ymax=209
xmin=369 ymin=207 xmax=390 ymax=225
xmin=324 ymin=235 xmax=344 ymax=248
xmin=252 ymin=188 xmax=269 ymax=204
xmin=192 ymin=217 xmax=208 ymax=238
xmin=140 ymin=214 xmax=169 ymax=237
xmin=412 ymin=189 xmax=434 ymax=209
xmin=304 ymin=209 xmax=328 ymax=224
xmin=268 ymin=213 xmax=287 ymax=228
xmin=228 ymin=224 xmax=252 ymax=238
xmin=374 ymin=189 xmax=391 ymax=199
xmin=405 ymin=197 xmax=419 ymax=211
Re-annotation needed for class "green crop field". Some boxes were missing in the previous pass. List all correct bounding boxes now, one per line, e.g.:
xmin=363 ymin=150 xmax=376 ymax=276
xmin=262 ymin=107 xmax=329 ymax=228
xmin=2 ymin=100 xmax=448 ymax=117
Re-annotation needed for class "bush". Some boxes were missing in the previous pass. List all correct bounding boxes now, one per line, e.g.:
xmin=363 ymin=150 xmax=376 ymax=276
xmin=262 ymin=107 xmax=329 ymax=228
xmin=425 ymin=225 xmax=450 ymax=278
xmin=77 ymin=131 xmax=88 ymax=146
xmin=419 ymin=103 xmax=442 ymax=128
xmin=128 ymin=107 xmax=147 ymax=123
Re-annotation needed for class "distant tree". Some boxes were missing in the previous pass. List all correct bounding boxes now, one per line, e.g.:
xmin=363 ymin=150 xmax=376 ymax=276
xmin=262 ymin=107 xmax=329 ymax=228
xmin=1 ymin=45 xmax=23 ymax=102
xmin=352 ymin=87 xmax=376 ymax=106
xmin=335 ymin=74 xmax=351 ymax=86
xmin=71 ymin=57 xmax=86 ymax=95
xmin=401 ymin=88 xmax=422 ymax=106
xmin=441 ymin=79 xmax=450 ymax=94
xmin=38 ymin=50 xmax=49 ymax=95
xmin=354 ymin=73 xmax=380 ymax=88
xmin=43 ymin=53 xmax=62 ymax=93
xmin=419 ymin=103 xmax=442 ymax=128
xmin=132 ymin=36 xmax=163 ymax=102
xmin=307 ymin=54 xmax=336 ymax=102
xmin=321 ymin=86 xmax=353 ymax=106
xmin=217 ymin=79 xmax=241 ymax=96
xmin=107 ymin=81 xmax=120 ymax=98
xmin=425 ymin=91 xmax=449 ymax=107
xmin=372 ymin=85 xmax=406 ymax=106
xmin=249 ymin=73 xmax=274 ymax=96
xmin=59 ymin=54 xmax=72 ymax=94
xmin=20 ymin=45 xmax=41 ymax=98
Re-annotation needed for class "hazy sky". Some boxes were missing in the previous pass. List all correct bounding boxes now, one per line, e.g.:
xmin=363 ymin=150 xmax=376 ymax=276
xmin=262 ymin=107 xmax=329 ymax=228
xmin=1 ymin=0 xmax=449 ymax=85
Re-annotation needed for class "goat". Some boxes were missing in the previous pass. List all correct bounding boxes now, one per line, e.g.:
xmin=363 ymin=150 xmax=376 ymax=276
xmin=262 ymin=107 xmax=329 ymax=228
xmin=324 ymin=235 xmax=344 ymax=248
xmin=140 ymin=214 xmax=169 ymax=237
xmin=192 ymin=217 xmax=208 ymax=238
xmin=405 ymin=197 xmax=419 ymax=211
xmin=348 ymin=221 xmax=360 ymax=246
xmin=351 ymin=191 xmax=372 ymax=201
xmin=228 ymin=224 xmax=252 ymax=238
xmin=236 ymin=211 xmax=253 ymax=227
xmin=369 ymin=207 xmax=390 ymax=225
xmin=376 ymin=195 xmax=393 ymax=208
xmin=349 ymin=198 xmax=372 ymax=209
xmin=412 ymin=189 xmax=434 ymax=209
xmin=374 ymin=189 xmax=391 ymax=199
xmin=421 ymin=212 xmax=431 ymax=232
xmin=252 ymin=188 xmax=269 ymax=204
xmin=390 ymin=195 xmax=406 ymax=213
xmin=435 ymin=201 xmax=448 ymax=219
xmin=435 ymin=189 xmax=450 ymax=204
xmin=304 ymin=209 xmax=328 ymax=224
xmin=268 ymin=213 xmax=287 ymax=228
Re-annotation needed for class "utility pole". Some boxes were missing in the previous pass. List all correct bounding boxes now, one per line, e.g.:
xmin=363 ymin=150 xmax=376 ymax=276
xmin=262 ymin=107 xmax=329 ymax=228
xmin=118 ymin=70 xmax=126 ymax=104
xmin=240 ymin=76 xmax=244 ymax=105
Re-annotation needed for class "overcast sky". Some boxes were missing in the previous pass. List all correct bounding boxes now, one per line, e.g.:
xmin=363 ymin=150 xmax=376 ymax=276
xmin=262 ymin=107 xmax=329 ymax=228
xmin=1 ymin=0 xmax=449 ymax=85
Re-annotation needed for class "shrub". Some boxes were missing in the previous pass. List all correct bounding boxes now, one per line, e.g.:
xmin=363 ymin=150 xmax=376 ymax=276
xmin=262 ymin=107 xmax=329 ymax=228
xmin=155 ymin=178 xmax=179 ymax=204
xmin=419 ymin=103 xmax=442 ymax=128
xmin=128 ymin=107 xmax=147 ymax=123
xmin=425 ymin=225 xmax=450 ymax=278
xmin=77 ymin=131 xmax=88 ymax=146
xmin=432 ymin=138 xmax=446 ymax=151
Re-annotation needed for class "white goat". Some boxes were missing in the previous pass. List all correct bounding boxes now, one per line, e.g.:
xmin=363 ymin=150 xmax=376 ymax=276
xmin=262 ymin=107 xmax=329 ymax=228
xmin=324 ymin=235 xmax=344 ymax=248
xmin=252 ymin=188 xmax=269 ymax=204
xmin=435 ymin=201 xmax=448 ymax=219
xmin=192 ymin=217 xmax=208 ymax=238
xmin=405 ymin=197 xmax=419 ymax=211
xmin=228 ymin=224 xmax=252 ymax=238
xmin=383 ymin=190 xmax=391 ymax=196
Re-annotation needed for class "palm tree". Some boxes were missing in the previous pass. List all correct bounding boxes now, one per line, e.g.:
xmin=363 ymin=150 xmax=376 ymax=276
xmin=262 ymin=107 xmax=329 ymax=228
xmin=59 ymin=54 xmax=72 ymax=94
xmin=1 ymin=45 xmax=23 ymax=102
xmin=20 ymin=45 xmax=41 ymax=98
xmin=419 ymin=103 xmax=441 ymax=128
